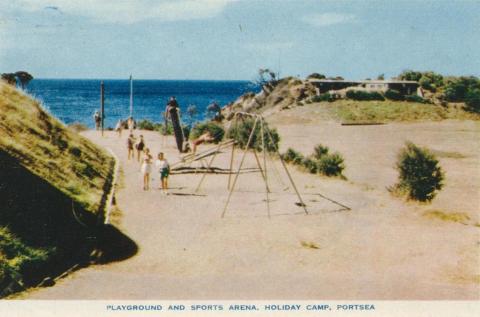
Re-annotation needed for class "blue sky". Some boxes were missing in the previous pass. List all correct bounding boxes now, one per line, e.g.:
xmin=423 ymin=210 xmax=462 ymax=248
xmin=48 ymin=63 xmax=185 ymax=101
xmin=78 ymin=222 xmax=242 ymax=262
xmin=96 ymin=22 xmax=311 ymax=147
xmin=0 ymin=0 xmax=478 ymax=80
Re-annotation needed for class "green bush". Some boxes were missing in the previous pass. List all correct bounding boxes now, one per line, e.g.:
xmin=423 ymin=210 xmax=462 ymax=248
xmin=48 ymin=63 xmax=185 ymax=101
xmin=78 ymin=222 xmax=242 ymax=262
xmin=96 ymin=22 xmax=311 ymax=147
xmin=311 ymin=93 xmax=335 ymax=103
xmin=190 ymin=122 xmax=225 ymax=143
xmin=317 ymin=152 xmax=345 ymax=176
xmin=0 ymin=227 xmax=53 ymax=290
xmin=346 ymin=90 xmax=385 ymax=101
xmin=226 ymin=118 xmax=280 ymax=152
xmin=137 ymin=119 xmax=156 ymax=131
xmin=284 ymin=144 xmax=345 ymax=177
xmin=444 ymin=76 xmax=480 ymax=102
xmin=313 ymin=144 xmax=329 ymax=159
xmin=136 ymin=119 xmax=174 ymax=134
xmin=465 ymin=89 xmax=480 ymax=113
xmin=281 ymin=148 xmax=304 ymax=165
xmin=302 ymin=157 xmax=318 ymax=173
xmin=68 ymin=146 xmax=82 ymax=157
xmin=307 ymin=73 xmax=326 ymax=80
xmin=395 ymin=142 xmax=444 ymax=201
xmin=384 ymin=89 xmax=404 ymax=101
xmin=404 ymin=95 xmax=426 ymax=103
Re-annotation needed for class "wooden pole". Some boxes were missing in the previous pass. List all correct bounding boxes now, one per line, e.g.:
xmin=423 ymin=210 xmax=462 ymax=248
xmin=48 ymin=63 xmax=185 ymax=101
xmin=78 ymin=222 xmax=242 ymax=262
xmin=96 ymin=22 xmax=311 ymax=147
xmin=264 ymin=117 xmax=308 ymax=215
xmin=100 ymin=81 xmax=105 ymax=137
xmin=253 ymin=150 xmax=270 ymax=192
xmin=227 ymin=113 xmax=238 ymax=190
xmin=129 ymin=75 xmax=133 ymax=117
xmin=221 ymin=117 xmax=259 ymax=218
xmin=195 ymin=143 xmax=222 ymax=193
xmin=261 ymin=119 xmax=270 ymax=218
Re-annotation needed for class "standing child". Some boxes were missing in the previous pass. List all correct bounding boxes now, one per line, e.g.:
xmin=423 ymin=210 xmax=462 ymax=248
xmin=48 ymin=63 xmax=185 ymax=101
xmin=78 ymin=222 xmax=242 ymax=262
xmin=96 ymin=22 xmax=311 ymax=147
xmin=155 ymin=152 xmax=170 ymax=194
xmin=115 ymin=119 xmax=123 ymax=137
xmin=127 ymin=134 xmax=135 ymax=160
xmin=135 ymin=135 xmax=145 ymax=162
xmin=141 ymin=148 xmax=153 ymax=190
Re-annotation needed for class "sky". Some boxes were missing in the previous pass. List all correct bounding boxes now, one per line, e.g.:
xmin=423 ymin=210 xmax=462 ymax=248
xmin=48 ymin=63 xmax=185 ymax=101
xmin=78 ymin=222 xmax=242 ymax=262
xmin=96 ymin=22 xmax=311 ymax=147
xmin=0 ymin=0 xmax=479 ymax=80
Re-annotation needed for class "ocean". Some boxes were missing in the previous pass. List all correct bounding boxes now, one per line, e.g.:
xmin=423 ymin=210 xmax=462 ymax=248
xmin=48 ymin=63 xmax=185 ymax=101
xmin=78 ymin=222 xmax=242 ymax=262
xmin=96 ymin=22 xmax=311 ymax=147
xmin=27 ymin=79 xmax=258 ymax=129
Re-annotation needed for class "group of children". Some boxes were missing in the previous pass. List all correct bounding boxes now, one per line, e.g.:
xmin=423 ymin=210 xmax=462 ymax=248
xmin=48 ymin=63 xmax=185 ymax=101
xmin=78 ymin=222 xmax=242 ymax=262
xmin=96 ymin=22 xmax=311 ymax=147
xmin=127 ymin=134 xmax=170 ymax=193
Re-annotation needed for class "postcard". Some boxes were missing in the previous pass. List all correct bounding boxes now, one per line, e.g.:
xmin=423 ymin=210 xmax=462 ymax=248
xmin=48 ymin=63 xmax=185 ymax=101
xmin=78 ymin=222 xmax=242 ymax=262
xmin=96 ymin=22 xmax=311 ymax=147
xmin=0 ymin=1 xmax=479 ymax=316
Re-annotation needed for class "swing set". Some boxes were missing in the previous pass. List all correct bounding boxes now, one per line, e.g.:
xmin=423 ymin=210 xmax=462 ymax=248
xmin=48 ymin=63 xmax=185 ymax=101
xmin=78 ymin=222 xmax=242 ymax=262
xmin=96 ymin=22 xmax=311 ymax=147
xmin=172 ymin=111 xmax=351 ymax=218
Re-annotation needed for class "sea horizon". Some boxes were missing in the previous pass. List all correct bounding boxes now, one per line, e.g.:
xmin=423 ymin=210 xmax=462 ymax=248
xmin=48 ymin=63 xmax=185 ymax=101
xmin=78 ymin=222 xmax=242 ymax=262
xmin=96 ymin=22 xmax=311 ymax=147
xmin=26 ymin=79 xmax=258 ymax=129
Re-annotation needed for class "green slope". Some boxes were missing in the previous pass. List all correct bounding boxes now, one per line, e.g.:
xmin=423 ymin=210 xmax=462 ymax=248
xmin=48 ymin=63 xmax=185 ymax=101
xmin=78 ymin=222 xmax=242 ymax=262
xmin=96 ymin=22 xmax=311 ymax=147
xmin=0 ymin=81 xmax=115 ymax=295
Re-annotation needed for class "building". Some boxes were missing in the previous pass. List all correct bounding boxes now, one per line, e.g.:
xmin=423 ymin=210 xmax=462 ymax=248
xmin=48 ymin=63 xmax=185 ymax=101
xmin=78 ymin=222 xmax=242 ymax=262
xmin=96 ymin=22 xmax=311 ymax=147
xmin=308 ymin=79 xmax=419 ymax=96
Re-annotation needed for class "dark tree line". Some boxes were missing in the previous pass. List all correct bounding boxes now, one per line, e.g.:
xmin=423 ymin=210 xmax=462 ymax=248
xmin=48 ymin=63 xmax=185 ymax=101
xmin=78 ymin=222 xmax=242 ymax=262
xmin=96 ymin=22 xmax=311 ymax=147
xmin=1 ymin=71 xmax=34 ymax=89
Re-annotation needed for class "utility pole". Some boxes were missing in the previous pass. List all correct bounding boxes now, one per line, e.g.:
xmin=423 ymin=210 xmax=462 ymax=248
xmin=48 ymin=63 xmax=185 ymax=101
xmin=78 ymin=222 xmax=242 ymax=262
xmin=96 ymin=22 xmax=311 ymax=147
xmin=101 ymin=81 xmax=105 ymax=136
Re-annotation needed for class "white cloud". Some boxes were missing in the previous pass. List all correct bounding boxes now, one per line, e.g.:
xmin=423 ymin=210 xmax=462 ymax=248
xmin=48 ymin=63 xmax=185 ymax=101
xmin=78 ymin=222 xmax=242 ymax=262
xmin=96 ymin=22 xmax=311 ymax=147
xmin=1 ymin=0 xmax=237 ymax=24
xmin=302 ymin=13 xmax=355 ymax=27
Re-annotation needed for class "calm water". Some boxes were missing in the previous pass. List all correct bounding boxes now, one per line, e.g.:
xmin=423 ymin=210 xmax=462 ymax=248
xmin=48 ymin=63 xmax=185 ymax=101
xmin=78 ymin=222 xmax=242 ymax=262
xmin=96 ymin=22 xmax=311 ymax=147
xmin=27 ymin=79 xmax=257 ymax=129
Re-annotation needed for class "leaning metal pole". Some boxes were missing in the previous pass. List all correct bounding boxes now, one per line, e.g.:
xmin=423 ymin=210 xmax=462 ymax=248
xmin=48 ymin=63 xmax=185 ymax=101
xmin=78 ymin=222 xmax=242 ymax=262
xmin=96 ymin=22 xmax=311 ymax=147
xmin=263 ymin=116 xmax=308 ymax=215
xmin=261 ymin=119 xmax=270 ymax=218
xmin=221 ymin=116 xmax=259 ymax=218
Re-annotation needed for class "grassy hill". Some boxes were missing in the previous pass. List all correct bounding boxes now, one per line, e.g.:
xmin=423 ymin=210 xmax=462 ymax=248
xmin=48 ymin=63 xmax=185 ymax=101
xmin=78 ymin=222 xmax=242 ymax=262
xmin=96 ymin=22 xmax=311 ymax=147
xmin=0 ymin=81 xmax=115 ymax=296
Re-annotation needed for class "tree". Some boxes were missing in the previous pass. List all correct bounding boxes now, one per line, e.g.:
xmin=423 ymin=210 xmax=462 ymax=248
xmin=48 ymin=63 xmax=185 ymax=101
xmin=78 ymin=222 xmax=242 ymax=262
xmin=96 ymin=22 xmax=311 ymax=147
xmin=444 ymin=76 xmax=480 ymax=102
xmin=307 ymin=73 xmax=326 ymax=80
xmin=206 ymin=101 xmax=222 ymax=121
xmin=15 ymin=71 xmax=34 ymax=89
xmin=377 ymin=74 xmax=385 ymax=80
xmin=395 ymin=142 xmax=444 ymax=202
xmin=186 ymin=104 xmax=198 ymax=125
xmin=397 ymin=70 xmax=423 ymax=81
xmin=465 ymin=89 xmax=480 ymax=113
xmin=256 ymin=68 xmax=277 ymax=93
xmin=1 ymin=73 xmax=16 ymax=85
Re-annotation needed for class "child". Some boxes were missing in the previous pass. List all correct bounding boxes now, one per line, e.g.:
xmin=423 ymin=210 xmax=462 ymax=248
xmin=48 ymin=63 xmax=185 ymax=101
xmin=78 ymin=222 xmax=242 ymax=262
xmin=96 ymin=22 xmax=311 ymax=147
xmin=141 ymin=148 xmax=152 ymax=190
xmin=192 ymin=131 xmax=214 ymax=154
xmin=115 ymin=119 xmax=123 ymax=137
xmin=127 ymin=134 xmax=135 ymax=160
xmin=155 ymin=152 xmax=170 ymax=194
xmin=135 ymin=135 xmax=145 ymax=162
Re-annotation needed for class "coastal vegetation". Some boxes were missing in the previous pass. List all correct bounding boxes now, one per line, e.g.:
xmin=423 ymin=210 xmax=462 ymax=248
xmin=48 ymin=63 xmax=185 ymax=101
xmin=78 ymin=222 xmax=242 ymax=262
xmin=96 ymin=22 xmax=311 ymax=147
xmin=1 ymin=71 xmax=34 ymax=89
xmin=226 ymin=118 xmax=280 ymax=153
xmin=392 ymin=142 xmax=444 ymax=202
xmin=190 ymin=122 xmax=225 ymax=143
xmin=282 ymin=144 xmax=345 ymax=178
xmin=225 ymin=70 xmax=480 ymax=122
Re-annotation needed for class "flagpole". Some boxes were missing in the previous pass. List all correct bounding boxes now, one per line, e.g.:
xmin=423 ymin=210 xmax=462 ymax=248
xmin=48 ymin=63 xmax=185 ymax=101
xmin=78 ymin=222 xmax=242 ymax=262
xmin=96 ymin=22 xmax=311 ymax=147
xmin=129 ymin=75 xmax=133 ymax=117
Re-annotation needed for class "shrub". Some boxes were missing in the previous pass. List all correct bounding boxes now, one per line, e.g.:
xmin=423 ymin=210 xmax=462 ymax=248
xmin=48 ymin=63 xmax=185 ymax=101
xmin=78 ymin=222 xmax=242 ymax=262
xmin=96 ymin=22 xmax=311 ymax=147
xmin=226 ymin=118 xmax=280 ymax=152
xmin=465 ymin=89 xmax=480 ymax=113
xmin=302 ymin=157 xmax=318 ymax=173
xmin=282 ymin=148 xmax=304 ymax=165
xmin=137 ymin=119 xmax=156 ymax=131
xmin=69 ymin=146 xmax=82 ymax=157
xmin=317 ymin=152 xmax=345 ymax=176
xmin=444 ymin=76 xmax=480 ymax=102
xmin=307 ymin=73 xmax=326 ymax=80
xmin=190 ymin=122 xmax=225 ymax=143
xmin=384 ymin=89 xmax=404 ymax=101
xmin=346 ymin=90 xmax=385 ymax=101
xmin=284 ymin=144 xmax=346 ymax=177
xmin=404 ymin=95 xmax=426 ymax=103
xmin=419 ymin=76 xmax=433 ymax=91
xmin=313 ymin=144 xmax=329 ymax=159
xmin=394 ymin=142 xmax=444 ymax=201
xmin=311 ymin=93 xmax=335 ymax=103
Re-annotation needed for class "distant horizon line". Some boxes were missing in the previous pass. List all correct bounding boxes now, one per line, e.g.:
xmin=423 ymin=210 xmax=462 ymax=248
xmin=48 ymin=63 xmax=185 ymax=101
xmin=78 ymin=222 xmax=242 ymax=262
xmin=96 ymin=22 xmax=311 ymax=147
xmin=32 ymin=77 xmax=253 ymax=82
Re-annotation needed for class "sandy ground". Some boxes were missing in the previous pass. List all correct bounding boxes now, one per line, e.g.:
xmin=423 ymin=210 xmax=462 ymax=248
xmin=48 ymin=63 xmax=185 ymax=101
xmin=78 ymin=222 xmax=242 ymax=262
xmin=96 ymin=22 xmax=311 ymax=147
xmin=24 ymin=116 xmax=479 ymax=299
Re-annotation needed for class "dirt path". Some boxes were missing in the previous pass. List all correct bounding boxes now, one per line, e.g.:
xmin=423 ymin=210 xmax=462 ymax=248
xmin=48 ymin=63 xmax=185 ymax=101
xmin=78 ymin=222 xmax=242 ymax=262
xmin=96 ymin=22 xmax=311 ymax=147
xmin=24 ymin=127 xmax=479 ymax=299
